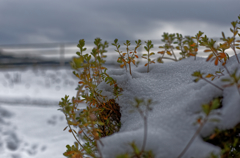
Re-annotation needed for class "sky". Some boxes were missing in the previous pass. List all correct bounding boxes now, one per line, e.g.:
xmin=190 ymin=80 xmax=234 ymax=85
xmin=0 ymin=0 xmax=240 ymax=45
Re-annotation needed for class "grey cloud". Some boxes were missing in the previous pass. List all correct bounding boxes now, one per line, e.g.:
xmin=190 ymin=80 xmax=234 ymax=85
xmin=0 ymin=0 xmax=239 ymax=45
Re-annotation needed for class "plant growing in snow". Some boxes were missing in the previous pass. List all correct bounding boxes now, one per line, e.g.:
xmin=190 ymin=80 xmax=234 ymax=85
xmin=112 ymin=39 xmax=141 ymax=76
xmin=177 ymin=98 xmax=221 ymax=158
xmin=59 ymin=14 xmax=240 ymax=158
xmin=142 ymin=40 xmax=155 ymax=73
xmin=116 ymin=97 xmax=156 ymax=158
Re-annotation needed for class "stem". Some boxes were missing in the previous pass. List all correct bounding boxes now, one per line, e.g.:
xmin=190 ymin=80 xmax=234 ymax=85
xmin=177 ymin=117 xmax=208 ymax=158
xmin=170 ymin=46 xmax=177 ymax=61
xmin=137 ymin=109 xmax=147 ymax=153
xmin=212 ymin=49 xmax=231 ymax=76
xmin=65 ymin=114 xmax=84 ymax=148
xmin=127 ymin=46 xmax=132 ymax=75
xmin=147 ymin=50 xmax=150 ymax=73
xmin=142 ymin=114 xmax=147 ymax=152
xmin=90 ymin=119 xmax=103 ymax=158
xmin=194 ymin=40 xmax=199 ymax=60
xmin=231 ymin=27 xmax=240 ymax=64
xmin=223 ymin=64 xmax=231 ymax=76
xmin=232 ymin=44 xmax=240 ymax=64
xmin=237 ymin=85 xmax=240 ymax=96
xmin=80 ymin=126 xmax=93 ymax=142
xmin=96 ymin=141 xmax=103 ymax=158
xmin=117 ymin=47 xmax=127 ymax=72
xmin=202 ymin=78 xmax=223 ymax=91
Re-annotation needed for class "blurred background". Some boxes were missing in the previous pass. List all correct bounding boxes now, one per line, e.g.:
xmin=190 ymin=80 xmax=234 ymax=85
xmin=0 ymin=1 xmax=240 ymax=157
xmin=0 ymin=0 xmax=239 ymax=105
xmin=0 ymin=0 xmax=240 ymax=68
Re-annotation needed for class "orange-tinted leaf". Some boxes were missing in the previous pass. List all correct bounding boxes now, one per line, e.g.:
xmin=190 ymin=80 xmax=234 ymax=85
xmin=130 ymin=52 xmax=133 ymax=54
xmin=69 ymin=129 xmax=72 ymax=132
xmin=151 ymin=61 xmax=155 ymax=64
xmin=205 ymin=74 xmax=214 ymax=78
xmin=122 ymin=53 xmax=126 ymax=56
xmin=78 ymin=81 xmax=84 ymax=84
xmin=166 ymin=51 xmax=172 ymax=56
xmin=120 ymin=64 xmax=125 ymax=68
xmin=214 ymin=58 xmax=219 ymax=66
xmin=65 ymin=151 xmax=75 ymax=156
xmin=135 ymin=55 xmax=139 ymax=58
xmin=190 ymin=43 xmax=196 ymax=47
xmin=204 ymin=49 xmax=212 ymax=52
xmin=197 ymin=118 xmax=202 ymax=124
xmin=144 ymin=63 xmax=148 ymax=66
xmin=74 ymin=99 xmax=84 ymax=103
xmin=218 ymin=53 xmax=226 ymax=59
xmin=194 ymin=48 xmax=198 ymax=52
xmin=206 ymin=54 xmax=214 ymax=61
xmin=209 ymin=133 xmax=217 ymax=139
xmin=189 ymin=53 xmax=195 ymax=56
xmin=158 ymin=51 xmax=165 ymax=54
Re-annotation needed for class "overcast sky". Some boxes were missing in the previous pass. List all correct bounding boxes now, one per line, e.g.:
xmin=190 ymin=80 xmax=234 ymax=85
xmin=0 ymin=0 xmax=240 ymax=45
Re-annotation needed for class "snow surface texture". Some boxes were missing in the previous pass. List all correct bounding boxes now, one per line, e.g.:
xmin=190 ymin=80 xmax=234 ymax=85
xmin=96 ymin=54 xmax=240 ymax=158
xmin=0 ymin=67 xmax=79 ymax=106
xmin=0 ymin=67 xmax=87 ymax=158
xmin=0 ymin=104 xmax=80 ymax=158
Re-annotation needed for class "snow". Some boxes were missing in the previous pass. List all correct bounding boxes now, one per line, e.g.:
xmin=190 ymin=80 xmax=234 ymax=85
xmin=0 ymin=67 xmax=79 ymax=105
xmin=0 ymin=53 xmax=239 ymax=158
xmin=0 ymin=67 xmax=87 ymax=158
xmin=97 ymin=54 xmax=240 ymax=158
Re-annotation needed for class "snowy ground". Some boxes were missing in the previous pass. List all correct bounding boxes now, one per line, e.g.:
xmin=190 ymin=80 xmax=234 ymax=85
xmin=0 ymin=66 xmax=87 ymax=158
xmin=0 ymin=53 xmax=240 ymax=158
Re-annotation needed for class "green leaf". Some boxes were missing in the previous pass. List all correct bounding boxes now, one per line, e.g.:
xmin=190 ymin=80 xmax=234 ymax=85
xmin=193 ymin=78 xmax=200 ymax=82
xmin=221 ymin=78 xmax=231 ymax=82
xmin=130 ymin=142 xmax=140 ymax=155
xmin=211 ymin=99 xmax=220 ymax=110
xmin=202 ymin=104 xmax=209 ymax=115
xmin=144 ymin=46 xmax=148 ymax=51
xmin=191 ymin=71 xmax=201 ymax=77
xmin=150 ymin=52 xmax=155 ymax=56
xmin=116 ymin=154 xmax=130 ymax=158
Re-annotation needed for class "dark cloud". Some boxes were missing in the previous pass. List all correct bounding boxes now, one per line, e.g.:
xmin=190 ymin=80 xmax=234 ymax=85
xmin=0 ymin=0 xmax=239 ymax=45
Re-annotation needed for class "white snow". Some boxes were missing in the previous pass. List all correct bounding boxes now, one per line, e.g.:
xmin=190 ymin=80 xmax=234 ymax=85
xmin=97 ymin=54 xmax=240 ymax=158
xmin=0 ymin=67 xmax=87 ymax=158
xmin=0 ymin=53 xmax=239 ymax=158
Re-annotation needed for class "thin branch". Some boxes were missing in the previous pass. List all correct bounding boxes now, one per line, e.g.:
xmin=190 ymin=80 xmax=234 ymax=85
xmin=202 ymin=78 xmax=223 ymax=91
xmin=177 ymin=117 xmax=208 ymax=158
